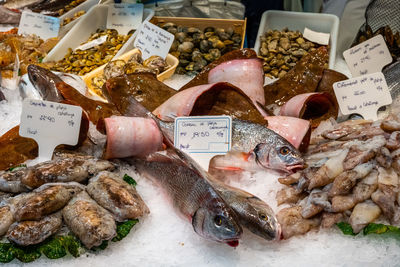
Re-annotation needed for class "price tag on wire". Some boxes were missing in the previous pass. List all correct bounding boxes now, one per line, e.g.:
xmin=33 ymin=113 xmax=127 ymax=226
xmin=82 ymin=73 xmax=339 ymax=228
xmin=19 ymin=99 xmax=82 ymax=162
xmin=343 ymin=34 xmax=392 ymax=77
xmin=174 ymin=116 xmax=232 ymax=170
xmin=18 ymin=11 xmax=60 ymax=40
xmin=333 ymin=72 xmax=392 ymax=121
xmin=107 ymin=3 xmax=143 ymax=35
xmin=134 ymin=21 xmax=174 ymax=60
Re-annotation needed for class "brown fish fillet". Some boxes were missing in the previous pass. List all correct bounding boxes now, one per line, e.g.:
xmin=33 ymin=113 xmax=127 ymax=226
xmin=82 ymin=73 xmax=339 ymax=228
xmin=264 ymin=46 xmax=329 ymax=106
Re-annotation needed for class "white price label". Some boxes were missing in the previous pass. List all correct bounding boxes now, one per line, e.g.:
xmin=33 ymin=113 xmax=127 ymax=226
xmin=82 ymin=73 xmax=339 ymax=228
xmin=343 ymin=34 xmax=392 ymax=77
xmin=174 ymin=116 xmax=232 ymax=170
xmin=303 ymin=27 xmax=330 ymax=45
xmin=19 ymin=100 xmax=82 ymax=161
xmin=75 ymin=35 xmax=107 ymax=51
xmin=134 ymin=21 xmax=174 ymax=60
xmin=18 ymin=11 xmax=60 ymax=40
xmin=333 ymin=72 xmax=392 ymax=121
xmin=107 ymin=3 xmax=143 ymax=35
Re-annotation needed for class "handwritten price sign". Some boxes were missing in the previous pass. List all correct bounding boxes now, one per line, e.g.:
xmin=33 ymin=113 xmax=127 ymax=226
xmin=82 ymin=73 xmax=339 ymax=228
xmin=18 ymin=11 xmax=60 ymax=40
xmin=333 ymin=72 xmax=392 ymax=121
xmin=343 ymin=34 xmax=392 ymax=77
xmin=134 ymin=21 xmax=174 ymax=59
xmin=19 ymin=100 xmax=82 ymax=161
xmin=174 ymin=116 xmax=232 ymax=169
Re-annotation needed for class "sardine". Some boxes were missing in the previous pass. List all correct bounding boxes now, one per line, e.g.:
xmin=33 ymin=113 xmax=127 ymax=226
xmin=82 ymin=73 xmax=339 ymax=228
xmin=129 ymin=148 xmax=243 ymax=246
xmin=62 ymin=191 xmax=116 ymax=249
xmin=7 ymin=212 xmax=62 ymax=246
xmin=13 ymin=185 xmax=78 ymax=221
xmin=87 ymin=171 xmax=149 ymax=222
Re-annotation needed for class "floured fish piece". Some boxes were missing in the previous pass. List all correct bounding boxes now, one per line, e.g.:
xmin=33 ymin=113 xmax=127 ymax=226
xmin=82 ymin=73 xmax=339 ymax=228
xmin=352 ymin=170 xmax=378 ymax=202
xmin=343 ymin=146 xmax=376 ymax=170
xmin=87 ymin=171 xmax=149 ymax=222
xmin=350 ymin=201 xmax=381 ymax=233
xmin=277 ymin=206 xmax=320 ymax=239
xmin=386 ymin=131 xmax=400 ymax=150
xmin=376 ymin=147 xmax=392 ymax=168
xmin=0 ymin=206 xmax=14 ymax=236
xmin=331 ymin=195 xmax=356 ymax=213
xmin=371 ymin=188 xmax=396 ymax=221
xmin=276 ymin=186 xmax=304 ymax=206
xmin=62 ymin=191 xmax=116 ymax=249
xmin=7 ymin=212 xmax=62 ymax=246
xmin=19 ymin=156 xmax=115 ymax=189
xmin=13 ymin=185 xmax=79 ymax=221
xmin=278 ymin=171 xmax=302 ymax=185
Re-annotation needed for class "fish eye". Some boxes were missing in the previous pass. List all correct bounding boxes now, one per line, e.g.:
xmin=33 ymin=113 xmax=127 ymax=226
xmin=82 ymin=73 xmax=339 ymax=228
xmin=279 ymin=146 xmax=290 ymax=155
xmin=214 ymin=215 xmax=223 ymax=226
xmin=259 ymin=213 xmax=268 ymax=221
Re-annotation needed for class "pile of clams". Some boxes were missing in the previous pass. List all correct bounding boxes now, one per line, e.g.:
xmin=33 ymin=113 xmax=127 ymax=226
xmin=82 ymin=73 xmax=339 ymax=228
xmin=259 ymin=28 xmax=324 ymax=78
xmin=158 ymin=22 xmax=243 ymax=75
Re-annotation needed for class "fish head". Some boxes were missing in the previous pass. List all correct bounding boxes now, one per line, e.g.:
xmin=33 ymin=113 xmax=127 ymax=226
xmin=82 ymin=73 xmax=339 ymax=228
xmin=254 ymin=138 xmax=304 ymax=174
xmin=192 ymin=201 xmax=242 ymax=246
xmin=243 ymin=196 xmax=281 ymax=240
xmin=27 ymin=64 xmax=64 ymax=102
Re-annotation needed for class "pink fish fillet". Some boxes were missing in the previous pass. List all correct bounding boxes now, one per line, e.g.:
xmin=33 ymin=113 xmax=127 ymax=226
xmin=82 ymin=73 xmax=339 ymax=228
xmin=104 ymin=116 xmax=163 ymax=159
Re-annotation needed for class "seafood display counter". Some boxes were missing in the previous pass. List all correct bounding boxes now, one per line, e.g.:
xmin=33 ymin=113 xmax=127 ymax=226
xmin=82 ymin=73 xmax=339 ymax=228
xmin=0 ymin=2 xmax=400 ymax=266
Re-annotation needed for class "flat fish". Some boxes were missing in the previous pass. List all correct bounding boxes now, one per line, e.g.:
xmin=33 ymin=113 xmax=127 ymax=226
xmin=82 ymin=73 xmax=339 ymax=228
xmin=87 ymin=171 xmax=149 ymax=222
xmin=62 ymin=191 xmax=116 ymax=249
xmin=7 ymin=212 xmax=62 ymax=246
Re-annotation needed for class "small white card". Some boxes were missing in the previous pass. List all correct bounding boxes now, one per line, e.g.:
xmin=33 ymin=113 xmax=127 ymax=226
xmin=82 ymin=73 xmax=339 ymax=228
xmin=134 ymin=21 xmax=174 ymax=60
xmin=18 ymin=11 xmax=60 ymax=40
xmin=303 ymin=27 xmax=330 ymax=45
xmin=75 ymin=35 xmax=107 ymax=51
xmin=343 ymin=34 xmax=392 ymax=77
xmin=19 ymin=100 xmax=82 ymax=161
xmin=333 ymin=72 xmax=392 ymax=121
xmin=107 ymin=3 xmax=143 ymax=35
xmin=174 ymin=116 xmax=232 ymax=170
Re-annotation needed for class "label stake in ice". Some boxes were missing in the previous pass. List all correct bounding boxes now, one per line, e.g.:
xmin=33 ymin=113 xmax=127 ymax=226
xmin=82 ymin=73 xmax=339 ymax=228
xmin=134 ymin=21 xmax=174 ymax=60
xmin=333 ymin=72 xmax=392 ymax=121
xmin=107 ymin=3 xmax=143 ymax=35
xmin=19 ymin=100 xmax=82 ymax=161
xmin=343 ymin=34 xmax=392 ymax=77
xmin=174 ymin=116 xmax=232 ymax=169
xmin=18 ymin=11 xmax=60 ymax=40
xmin=303 ymin=27 xmax=330 ymax=45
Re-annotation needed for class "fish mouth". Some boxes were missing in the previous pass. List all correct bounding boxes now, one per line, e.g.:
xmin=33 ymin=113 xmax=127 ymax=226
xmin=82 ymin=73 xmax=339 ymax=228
xmin=226 ymin=240 xmax=239 ymax=247
xmin=286 ymin=163 xmax=306 ymax=173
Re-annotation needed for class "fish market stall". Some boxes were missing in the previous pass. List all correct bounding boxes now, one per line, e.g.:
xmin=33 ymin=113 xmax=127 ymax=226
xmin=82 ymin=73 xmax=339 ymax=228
xmin=0 ymin=0 xmax=400 ymax=266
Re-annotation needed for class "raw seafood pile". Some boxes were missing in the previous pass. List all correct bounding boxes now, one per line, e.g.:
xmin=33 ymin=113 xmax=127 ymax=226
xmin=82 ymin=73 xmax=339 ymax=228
xmin=276 ymin=116 xmax=400 ymax=239
xmin=1 ymin=0 xmax=87 ymax=17
xmin=156 ymin=21 xmax=243 ymax=75
xmin=51 ymin=29 xmax=133 ymax=76
xmin=258 ymin=28 xmax=325 ymax=78
xmin=0 ymin=152 xmax=148 ymax=262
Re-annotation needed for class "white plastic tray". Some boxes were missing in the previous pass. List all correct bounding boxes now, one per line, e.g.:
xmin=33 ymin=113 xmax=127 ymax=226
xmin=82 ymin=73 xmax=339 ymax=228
xmin=44 ymin=4 xmax=154 ymax=62
xmin=58 ymin=0 xmax=99 ymax=38
xmin=254 ymin=10 xmax=339 ymax=69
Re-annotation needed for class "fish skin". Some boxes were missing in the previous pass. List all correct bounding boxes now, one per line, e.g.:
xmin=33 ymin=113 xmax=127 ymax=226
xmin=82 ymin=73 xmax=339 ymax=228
xmin=0 ymin=6 xmax=20 ymax=24
xmin=26 ymin=64 xmax=64 ymax=102
xmin=129 ymin=148 xmax=243 ymax=245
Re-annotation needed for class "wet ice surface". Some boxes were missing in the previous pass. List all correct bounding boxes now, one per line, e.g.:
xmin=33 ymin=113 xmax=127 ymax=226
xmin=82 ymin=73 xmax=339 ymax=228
xmin=2 ymin=73 xmax=400 ymax=266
